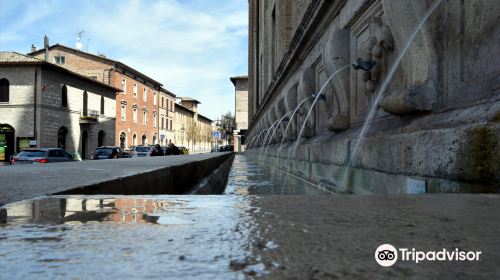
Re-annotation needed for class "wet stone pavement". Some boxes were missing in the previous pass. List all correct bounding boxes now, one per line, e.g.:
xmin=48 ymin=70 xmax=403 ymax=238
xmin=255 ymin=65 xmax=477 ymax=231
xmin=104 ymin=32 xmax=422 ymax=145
xmin=1 ymin=154 xmax=500 ymax=279
xmin=0 ymin=155 xmax=320 ymax=279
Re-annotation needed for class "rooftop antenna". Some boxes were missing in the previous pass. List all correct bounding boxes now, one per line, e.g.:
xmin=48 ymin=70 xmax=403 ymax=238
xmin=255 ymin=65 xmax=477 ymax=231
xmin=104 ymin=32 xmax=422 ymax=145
xmin=76 ymin=30 xmax=84 ymax=50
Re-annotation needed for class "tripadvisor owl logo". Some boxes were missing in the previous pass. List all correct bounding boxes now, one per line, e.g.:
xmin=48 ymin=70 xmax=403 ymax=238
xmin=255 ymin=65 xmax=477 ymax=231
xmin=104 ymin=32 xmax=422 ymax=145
xmin=375 ymin=244 xmax=482 ymax=267
xmin=375 ymin=244 xmax=398 ymax=267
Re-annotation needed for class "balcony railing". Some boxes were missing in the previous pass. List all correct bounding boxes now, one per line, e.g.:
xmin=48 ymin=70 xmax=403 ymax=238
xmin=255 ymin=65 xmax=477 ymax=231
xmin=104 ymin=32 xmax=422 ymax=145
xmin=80 ymin=109 xmax=99 ymax=123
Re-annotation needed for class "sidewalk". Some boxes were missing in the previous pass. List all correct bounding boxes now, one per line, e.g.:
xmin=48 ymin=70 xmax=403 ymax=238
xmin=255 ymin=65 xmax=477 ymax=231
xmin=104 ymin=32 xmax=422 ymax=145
xmin=0 ymin=153 xmax=232 ymax=206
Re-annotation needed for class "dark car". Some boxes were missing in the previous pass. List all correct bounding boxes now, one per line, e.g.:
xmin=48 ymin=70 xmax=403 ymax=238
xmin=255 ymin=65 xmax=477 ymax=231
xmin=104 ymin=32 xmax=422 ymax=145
xmin=93 ymin=146 xmax=128 ymax=160
xmin=217 ymin=145 xmax=233 ymax=152
xmin=12 ymin=148 xmax=78 ymax=164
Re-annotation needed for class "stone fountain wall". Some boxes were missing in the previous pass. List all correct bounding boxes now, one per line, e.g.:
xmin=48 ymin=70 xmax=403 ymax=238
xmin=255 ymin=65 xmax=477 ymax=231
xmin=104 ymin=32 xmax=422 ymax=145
xmin=247 ymin=0 xmax=500 ymax=194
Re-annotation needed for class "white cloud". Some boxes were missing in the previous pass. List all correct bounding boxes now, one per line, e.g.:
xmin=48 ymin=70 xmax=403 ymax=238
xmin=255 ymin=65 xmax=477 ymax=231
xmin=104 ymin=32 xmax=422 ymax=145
xmin=75 ymin=0 xmax=248 ymax=120
xmin=0 ymin=0 xmax=248 ymax=120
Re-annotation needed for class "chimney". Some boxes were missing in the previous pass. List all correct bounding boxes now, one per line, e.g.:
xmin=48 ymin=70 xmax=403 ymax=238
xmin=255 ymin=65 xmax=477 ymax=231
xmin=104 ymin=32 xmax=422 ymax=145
xmin=44 ymin=35 xmax=49 ymax=62
xmin=31 ymin=44 xmax=36 ymax=53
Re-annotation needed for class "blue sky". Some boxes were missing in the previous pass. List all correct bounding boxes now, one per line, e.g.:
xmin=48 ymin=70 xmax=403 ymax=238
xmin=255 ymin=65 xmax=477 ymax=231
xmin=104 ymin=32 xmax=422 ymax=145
xmin=0 ymin=0 xmax=248 ymax=120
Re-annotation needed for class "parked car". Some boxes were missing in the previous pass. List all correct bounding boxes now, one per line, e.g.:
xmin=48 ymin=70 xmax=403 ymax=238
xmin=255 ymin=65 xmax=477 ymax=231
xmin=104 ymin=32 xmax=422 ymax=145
xmin=217 ymin=145 xmax=233 ymax=152
xmin=12 ymin=148 xmax=78 ymax=164
xmin=129 ymin=146 xmax=154 ymax=157
xmin=93 ymin=146 xmax=129 ymax=160
xmin=177 ymin=146 xmax=189 ymax=155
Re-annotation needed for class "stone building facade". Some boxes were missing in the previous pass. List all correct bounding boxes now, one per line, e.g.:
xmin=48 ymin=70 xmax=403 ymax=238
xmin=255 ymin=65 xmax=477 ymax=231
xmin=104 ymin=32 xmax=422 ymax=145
xmin=0 ymin=52 xmax=118 ymax=161
xmin=247 ymin=0 xmax=500 ymax=193
xmin=159 ymin=88 xmax=176 ymax=145
xmin=230 ymin=76 xmax=249 ymax=152
xmin=173 ymin=99 xmax=212 ymax=152
xmin=30 ymin=43 xmax=161 ymax=149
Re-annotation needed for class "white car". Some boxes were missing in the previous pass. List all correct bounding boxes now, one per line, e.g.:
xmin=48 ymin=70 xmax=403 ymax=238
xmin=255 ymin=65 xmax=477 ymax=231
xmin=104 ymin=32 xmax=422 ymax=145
xmin=128 ymin=146 xmax=154 ymax=157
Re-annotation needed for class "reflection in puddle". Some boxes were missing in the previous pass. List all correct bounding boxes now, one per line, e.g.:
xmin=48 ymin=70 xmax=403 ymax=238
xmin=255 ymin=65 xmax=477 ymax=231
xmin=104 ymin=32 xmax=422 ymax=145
xmin=0 ymin=195 xmax=266 ymax=279
xmin=3 ymin=196 xmax=189 ymax=225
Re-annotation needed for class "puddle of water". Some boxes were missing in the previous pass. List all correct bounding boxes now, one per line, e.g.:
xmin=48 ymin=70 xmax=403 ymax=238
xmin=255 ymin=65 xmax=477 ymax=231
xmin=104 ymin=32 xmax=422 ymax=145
xmin=0 ymin=195 xmax=266 ymax=279
xmin=225 ymin=154 xmax=326 ymax=195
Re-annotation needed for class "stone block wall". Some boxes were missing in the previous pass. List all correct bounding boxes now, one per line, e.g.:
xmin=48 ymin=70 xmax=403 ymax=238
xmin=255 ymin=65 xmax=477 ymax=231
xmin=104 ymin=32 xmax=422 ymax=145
xmin=39 ymin=66 xmax=117 ymax=158
xmin=0 ymin=66 xmax=36 ymax=139
xmin=246 ymin=0 xmax=500 ymax=193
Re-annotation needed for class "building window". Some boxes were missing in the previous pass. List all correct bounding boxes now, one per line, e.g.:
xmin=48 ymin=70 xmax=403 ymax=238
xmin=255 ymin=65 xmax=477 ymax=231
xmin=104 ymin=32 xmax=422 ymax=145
xmin=161 ymin=117 xmax=164 ymax=130
xmin=161 ymin=97 xmax=164 ymax=108
xmin=82 ymin=91 xmax=88 ymax=116
xmin=143 ymin=111 xmax=147 ymax=125
xmin=54 ymin=56 xmax=65 ymax=64
xmin=133 ymin=108 xmax=138 ymax=123
xmin=61 ymin=85 xmax=68 ymax=107
xmin=154 ymin=92 xmax=157 ymax=105
xmin=0 ymin=78 xmax=9 ymax=103
xmin=121 ymin=105 xmax=126 ymax=121
xmin=143 ymin=88 xmax=147 ymax=102
xmin=122 ymin=79 xmax=126 ymax=94
xmin=100 ymin=96 xmax=105 ymax=115
xmin=153 ymin=114 xmax=157 ymax=128
xmin=133 ymin=133 xmax=137 ymax=146
xmin=133 ymin=84 xmax=137 ymax=97
xmin=170 ymin=120 xmax=172 ymax=131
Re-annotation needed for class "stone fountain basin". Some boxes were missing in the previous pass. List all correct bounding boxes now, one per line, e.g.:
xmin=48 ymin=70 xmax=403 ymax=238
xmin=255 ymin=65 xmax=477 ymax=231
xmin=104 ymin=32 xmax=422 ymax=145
xmin=0 ymin=152 xmax=235 ymax=207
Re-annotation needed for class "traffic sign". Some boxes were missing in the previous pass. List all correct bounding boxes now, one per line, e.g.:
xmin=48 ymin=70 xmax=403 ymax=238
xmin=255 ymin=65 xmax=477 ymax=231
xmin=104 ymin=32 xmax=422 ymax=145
xmin=213 ymin=131 xmax=220 ymax=139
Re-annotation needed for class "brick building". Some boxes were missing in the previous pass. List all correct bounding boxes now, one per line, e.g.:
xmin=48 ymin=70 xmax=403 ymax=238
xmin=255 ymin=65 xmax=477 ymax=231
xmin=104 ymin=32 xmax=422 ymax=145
xmin=0 ymin=52 xmax=119 ymax=161
xmin=29 ymin=41 xmax=162 ymax=149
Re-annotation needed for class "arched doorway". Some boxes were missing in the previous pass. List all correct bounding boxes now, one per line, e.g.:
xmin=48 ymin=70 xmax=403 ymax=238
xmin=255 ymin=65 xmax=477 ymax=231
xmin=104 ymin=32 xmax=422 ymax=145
xmin=81 ymin=130 xmax=88 ymax=160
xmin=0 ymin=124 xmax=14 ymax=162
xmin=142 ymin=134 xmax=147 ymax=146
xmin=98 ymin=130 xmax=105 ymax=147
xmin=58 ymin=127 xmax=68 ymax=150
xmin=152 ymin=135 xmax=157 ymax=145
xmin=120 ymin=132 xmax=126 ymax=149
xmin=132 ymin=134 xmax=137 ymax=146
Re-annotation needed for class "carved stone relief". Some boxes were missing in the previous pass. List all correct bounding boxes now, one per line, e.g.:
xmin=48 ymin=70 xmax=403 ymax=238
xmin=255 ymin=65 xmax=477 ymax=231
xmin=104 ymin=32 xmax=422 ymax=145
xmin=271 ymin=104 xmax=280 ymax=144
xmin=284 ymin=84 xmax=298 ymax=141
xmin=350 ymin=3 xmax=385 ymax=123
xmin=322 ymin=28 xmax=351 ymax=131
xmin=359 ymin=16 xmax=394 ymax=95
xmin=276 ymin=97 xmax=287 ymax=143
xmin=378 ymin=0 xmax=439 ymax=114
xmin=297 ymin=66 xmax=315 ymax=138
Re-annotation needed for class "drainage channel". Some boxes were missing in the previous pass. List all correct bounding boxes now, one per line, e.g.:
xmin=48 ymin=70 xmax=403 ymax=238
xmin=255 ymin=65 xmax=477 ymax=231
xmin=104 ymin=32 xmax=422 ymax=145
xmin=0 ymin=154 xmax=326 ymax=279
